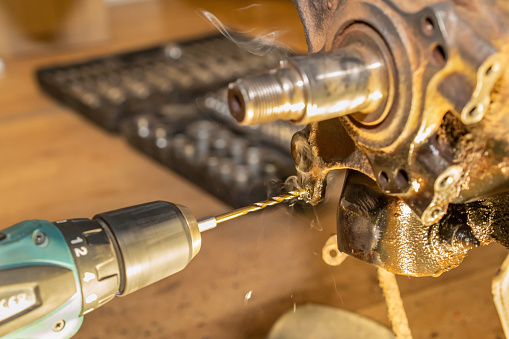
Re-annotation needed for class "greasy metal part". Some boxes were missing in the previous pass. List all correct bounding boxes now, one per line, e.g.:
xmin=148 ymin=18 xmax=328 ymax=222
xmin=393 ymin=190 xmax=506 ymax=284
xmin=336 ymin=171 xmax=509 ymax=276
xmin=227 ymin=33 xmax=392 ymax=125
xmin=292 ymin=1 xmax=508 ymax=215
xmin=337 ymin=170 xmax=465 ymax=276
xmin=225 ymin=0 xmax=509 ymax=275
xmin=278 ymin=0 xmax=509 ymax=275
xmin=213 ymin=189 xmax=306 ymax=224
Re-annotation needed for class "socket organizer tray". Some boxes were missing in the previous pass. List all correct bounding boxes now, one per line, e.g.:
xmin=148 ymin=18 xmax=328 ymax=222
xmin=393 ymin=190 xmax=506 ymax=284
xmin=36 ymin=34 xmax=303 ymax=207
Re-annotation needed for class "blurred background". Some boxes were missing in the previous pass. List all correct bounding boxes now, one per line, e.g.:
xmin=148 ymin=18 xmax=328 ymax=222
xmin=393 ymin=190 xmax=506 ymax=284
xmin=0 ymin=1 xmax=507 ymax=338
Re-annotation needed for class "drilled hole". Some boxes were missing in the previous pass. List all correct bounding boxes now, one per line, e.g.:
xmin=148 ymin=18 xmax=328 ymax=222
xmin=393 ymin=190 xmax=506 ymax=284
xmin=395 ymin=169 xmax=410 ymax=190
xmin=431 ymin=44 xmax=447 ymax=67
xmin=379 ymin=171 xmax=389 ymax=188
xmin=329 ymin=250 xmax=338 ymax=258
xmin=422 ymin=17 xmax=435 ymax=35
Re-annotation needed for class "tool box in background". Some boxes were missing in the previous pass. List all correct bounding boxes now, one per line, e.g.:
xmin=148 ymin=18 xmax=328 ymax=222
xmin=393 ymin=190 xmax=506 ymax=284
xmin=36 ymin=34 xmax=302 ymax=207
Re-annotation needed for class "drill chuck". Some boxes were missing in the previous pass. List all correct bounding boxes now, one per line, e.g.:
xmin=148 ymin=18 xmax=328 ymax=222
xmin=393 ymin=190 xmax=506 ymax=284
xmin=94 ymin=201 xmax=201 ymax=296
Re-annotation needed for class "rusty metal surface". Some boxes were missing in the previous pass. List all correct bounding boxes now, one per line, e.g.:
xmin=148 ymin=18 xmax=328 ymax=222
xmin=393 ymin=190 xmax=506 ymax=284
xmin=290 ymin=0 xmax=509 ymax=276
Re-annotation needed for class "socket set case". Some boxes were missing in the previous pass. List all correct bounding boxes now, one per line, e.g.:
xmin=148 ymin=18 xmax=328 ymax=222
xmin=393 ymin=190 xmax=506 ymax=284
xmin=36 ymin=34 xmax=302 ymax=207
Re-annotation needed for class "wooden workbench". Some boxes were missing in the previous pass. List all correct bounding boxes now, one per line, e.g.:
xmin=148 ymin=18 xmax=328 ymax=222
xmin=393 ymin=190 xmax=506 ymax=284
xmin=0 ymin=1 xmax=507 ymax=338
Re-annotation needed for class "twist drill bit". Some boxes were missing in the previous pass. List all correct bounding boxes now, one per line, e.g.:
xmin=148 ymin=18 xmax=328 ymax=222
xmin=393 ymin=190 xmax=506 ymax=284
xmin=197 ymin=189 xmax=306 ymax=232
xmin=215 ymin=189 xmax=306 ymax=223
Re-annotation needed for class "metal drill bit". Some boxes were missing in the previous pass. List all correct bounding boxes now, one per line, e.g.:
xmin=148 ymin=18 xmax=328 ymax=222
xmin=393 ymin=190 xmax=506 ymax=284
xmin=215 ymin=189 xmax=306 ymax=223
xmin=197 ymin=189 xmax=306 ymax=232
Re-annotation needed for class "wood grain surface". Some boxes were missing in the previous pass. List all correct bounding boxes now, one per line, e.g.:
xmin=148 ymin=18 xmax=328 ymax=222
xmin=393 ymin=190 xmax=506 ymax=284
xmin=0 ymin=1 xmax=507 ymax=338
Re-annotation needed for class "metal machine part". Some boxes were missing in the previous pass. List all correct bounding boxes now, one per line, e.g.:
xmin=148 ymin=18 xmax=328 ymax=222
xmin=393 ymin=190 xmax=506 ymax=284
xmin=228 ymin=0 xmax=509 ymax=276
xmin=228 ymin=32 xmax=391 ymax=125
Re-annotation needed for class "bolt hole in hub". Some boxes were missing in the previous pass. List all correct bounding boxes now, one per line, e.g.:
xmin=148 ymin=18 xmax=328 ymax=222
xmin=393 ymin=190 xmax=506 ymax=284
xmin=395 ymin=169 xmax=410 ymax=190
xmin=431 ymin=44 xmax=447 ymax=67
xmin=378 ymin=169 xmax=410 ymax=191
xmin=422 ymin=17 xmax=435 ymax=35
xmin=379 ymin=171 xmax=389 ymax=188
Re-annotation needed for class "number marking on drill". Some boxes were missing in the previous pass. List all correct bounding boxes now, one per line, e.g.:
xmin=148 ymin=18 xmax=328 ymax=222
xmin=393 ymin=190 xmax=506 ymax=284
xmin=86 ymin=294 xmax=97 ymax=304
xmin=70 ymin=237 xmax=83 ymax=245
xmin=83 ymin=272 xmax=96 ymax=283
xmin=74 ymin=246 xmax=88 ymax=257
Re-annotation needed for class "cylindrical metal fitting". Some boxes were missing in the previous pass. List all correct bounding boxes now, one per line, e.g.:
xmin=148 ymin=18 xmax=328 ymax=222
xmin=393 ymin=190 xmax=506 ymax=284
xmin=228 ymin=35 xmax=392 ymax=126
xmin=94 ymin=201 xmax=201 ymax=296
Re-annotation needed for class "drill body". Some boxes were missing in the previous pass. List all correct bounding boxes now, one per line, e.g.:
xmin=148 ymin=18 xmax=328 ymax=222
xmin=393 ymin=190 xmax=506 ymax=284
xmin=0 ymin=220 xmax=83 ymax=338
